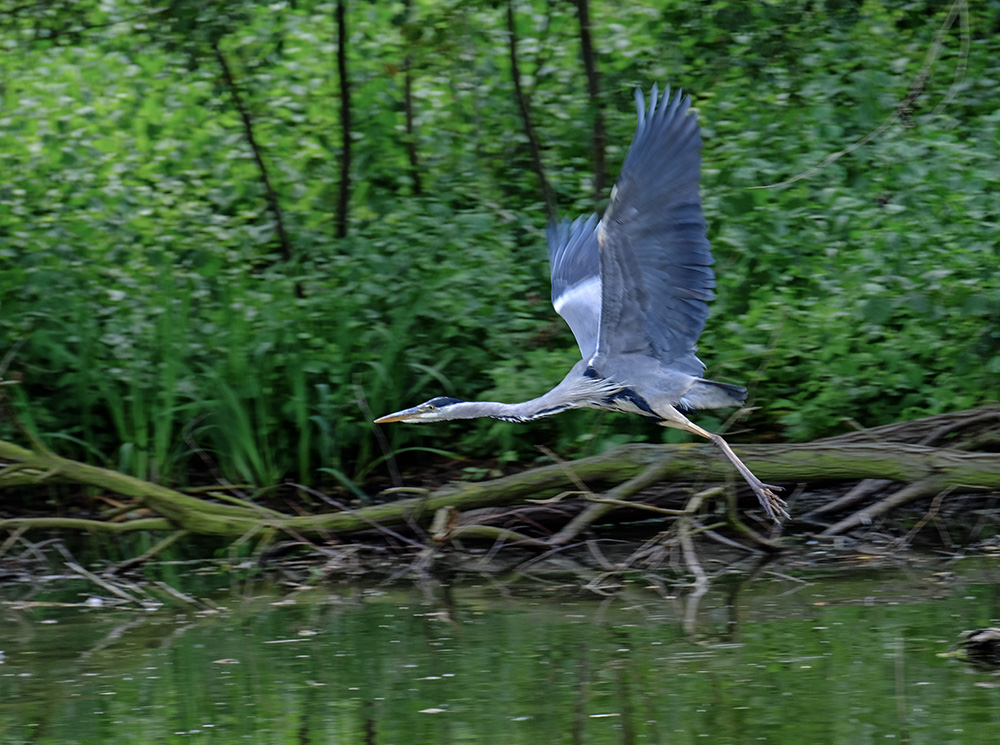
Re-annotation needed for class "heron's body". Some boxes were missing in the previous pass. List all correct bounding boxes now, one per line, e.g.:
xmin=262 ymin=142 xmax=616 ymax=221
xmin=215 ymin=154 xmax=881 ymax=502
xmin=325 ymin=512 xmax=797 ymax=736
xmin=419 ymin=356 xmax=742 ymax=424
xmin=376 ymin=85 xmax=788 ymax=521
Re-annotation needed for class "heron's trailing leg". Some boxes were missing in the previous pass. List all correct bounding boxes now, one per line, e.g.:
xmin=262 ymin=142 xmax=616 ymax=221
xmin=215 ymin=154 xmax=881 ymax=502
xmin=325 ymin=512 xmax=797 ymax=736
xmin=665 ymin=416 xmax=788 ymax=522
xmin=708 ymin=433 xmax=788 ymax=522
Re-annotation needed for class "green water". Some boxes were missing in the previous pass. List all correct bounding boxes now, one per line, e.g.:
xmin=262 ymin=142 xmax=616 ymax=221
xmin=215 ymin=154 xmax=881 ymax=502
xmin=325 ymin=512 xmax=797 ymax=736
xmin=2 ymin=560 xmax=999 ymax=744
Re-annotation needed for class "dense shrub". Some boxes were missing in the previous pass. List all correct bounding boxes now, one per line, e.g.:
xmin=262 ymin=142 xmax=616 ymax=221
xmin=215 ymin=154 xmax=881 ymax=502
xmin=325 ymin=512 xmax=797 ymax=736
xmin=1 ymin=0 xmax=996 ymax=488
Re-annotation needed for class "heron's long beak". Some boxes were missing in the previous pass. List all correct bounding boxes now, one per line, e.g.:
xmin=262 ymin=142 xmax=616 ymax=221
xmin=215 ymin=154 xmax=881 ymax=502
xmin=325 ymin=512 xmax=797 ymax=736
xmin=373 ymin=407 xmax=419 ymax=424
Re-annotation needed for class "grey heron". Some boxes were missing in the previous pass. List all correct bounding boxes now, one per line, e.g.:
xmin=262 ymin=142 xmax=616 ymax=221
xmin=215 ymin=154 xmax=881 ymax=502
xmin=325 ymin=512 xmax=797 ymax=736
xmin=375 ymin=85 xmax=788 ymax=522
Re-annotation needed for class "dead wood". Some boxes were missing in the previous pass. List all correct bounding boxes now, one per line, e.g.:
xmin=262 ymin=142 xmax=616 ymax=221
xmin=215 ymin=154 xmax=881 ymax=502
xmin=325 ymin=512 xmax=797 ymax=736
xmin=818 ymin=479 xmax=951 ymax=536
xmin=804 ymin=405 xmax=999 ymax=522
xmin=2 ymin=406 xmax=999 ymax=552
xmin=816 ymin=405 xmax=1000 ymax=446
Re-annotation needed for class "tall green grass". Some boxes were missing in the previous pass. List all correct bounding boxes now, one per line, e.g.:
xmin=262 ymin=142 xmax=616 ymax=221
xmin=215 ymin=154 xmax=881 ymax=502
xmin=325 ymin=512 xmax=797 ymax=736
xmin=2 ymin=200 xmax=543 ymax=488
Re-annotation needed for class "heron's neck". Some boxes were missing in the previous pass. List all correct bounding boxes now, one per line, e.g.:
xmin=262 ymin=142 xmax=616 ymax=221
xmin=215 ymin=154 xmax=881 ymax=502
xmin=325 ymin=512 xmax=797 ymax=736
xmin=442 ymin=362 xmax=608 ymax=423
xmin=446 ymin=393 xmax=575 ymax=423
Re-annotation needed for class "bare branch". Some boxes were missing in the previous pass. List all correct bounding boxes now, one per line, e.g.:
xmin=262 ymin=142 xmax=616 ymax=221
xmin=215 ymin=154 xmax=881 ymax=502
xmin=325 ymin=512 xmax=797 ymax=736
xmin=212 ymin=41 xmax=295 ymax=268
xmin=335 ymin=0 xmax=352 ymax=239
xmin=506 ymin=0 xmax=557 ymax=220
xmin=573 ymin=0 xmax=606 ymax=200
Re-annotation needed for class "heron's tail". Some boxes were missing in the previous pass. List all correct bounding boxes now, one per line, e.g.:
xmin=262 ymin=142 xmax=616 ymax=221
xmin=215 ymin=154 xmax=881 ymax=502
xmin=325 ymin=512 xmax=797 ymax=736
xmin=679 ymin=379 xmax=747 ymax=411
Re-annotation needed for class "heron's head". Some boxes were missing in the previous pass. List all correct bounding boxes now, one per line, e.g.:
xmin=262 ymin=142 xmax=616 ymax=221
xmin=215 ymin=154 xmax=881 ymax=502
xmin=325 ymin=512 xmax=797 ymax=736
xmin=374 ymin=396 xmax=467 ymax=424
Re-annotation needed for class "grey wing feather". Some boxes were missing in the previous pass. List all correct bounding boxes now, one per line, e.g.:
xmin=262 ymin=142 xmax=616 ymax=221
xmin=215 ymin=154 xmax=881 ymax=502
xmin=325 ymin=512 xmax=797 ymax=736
xmin=596 ymin=85 xmax=714 ymax=375
xmin=547 ymin=215 xmax=602 ymax=359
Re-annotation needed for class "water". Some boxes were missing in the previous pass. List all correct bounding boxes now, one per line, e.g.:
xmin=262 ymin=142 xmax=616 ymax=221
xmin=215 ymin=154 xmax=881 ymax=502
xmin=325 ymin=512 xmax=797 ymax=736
xmin=2 ymin=559 xmax=998 ymax=743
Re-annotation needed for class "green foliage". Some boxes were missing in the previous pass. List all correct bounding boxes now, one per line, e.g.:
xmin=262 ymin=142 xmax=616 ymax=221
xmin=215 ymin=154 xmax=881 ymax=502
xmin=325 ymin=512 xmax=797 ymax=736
xmin=1 ymin=0 xmax=997 ymax=490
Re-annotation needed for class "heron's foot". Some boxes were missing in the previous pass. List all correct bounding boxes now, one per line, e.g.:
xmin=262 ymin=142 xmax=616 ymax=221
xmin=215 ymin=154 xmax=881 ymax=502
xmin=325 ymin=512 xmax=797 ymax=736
xmin=753 ymin=482 xmax=788 ymax=523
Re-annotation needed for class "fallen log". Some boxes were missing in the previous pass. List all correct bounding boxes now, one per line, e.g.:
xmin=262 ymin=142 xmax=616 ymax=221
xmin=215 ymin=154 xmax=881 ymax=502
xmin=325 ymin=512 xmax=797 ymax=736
xmin=2 ymin=434 xmax=999 ymax=542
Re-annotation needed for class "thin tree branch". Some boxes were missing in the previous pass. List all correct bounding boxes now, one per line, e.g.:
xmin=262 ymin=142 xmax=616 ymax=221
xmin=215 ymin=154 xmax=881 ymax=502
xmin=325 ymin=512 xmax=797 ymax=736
xmin=402 ymin=0 xmax=422 ymax=195
xmin=573 ymin=0 xmax=606 ymax=200
xmin=506 ymin=0 xmax=557 ymax=220
xmin=335 ymin=0 xmax=352 ymax=239
xmin=212 ymin=40 xmax=295 ymax=267
xmin=819 ymin=478 xmax=950 ymax=536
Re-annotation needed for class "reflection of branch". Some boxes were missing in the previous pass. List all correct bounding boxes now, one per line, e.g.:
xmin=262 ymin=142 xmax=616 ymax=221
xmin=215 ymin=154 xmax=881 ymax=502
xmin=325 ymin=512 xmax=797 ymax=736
xmin=680 ymin=531 xmax=710 ymax=635
xmin=506 ymin=0 xmax=557 ymax=220
xmin=78 ymin=614 xmax=153 ymax=662
xmin=678 ymin=519 xmax=707 ymax=589
xmin=65 ymin=561 xmax=144 ymax=604
xmin=212 ymin=41 xmax=294 ymax=266
xmin=752 ymin=0 xmax=970 ymax=190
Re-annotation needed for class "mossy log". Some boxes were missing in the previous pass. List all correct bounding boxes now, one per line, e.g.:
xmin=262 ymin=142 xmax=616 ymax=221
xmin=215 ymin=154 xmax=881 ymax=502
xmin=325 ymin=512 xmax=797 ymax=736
xmin=2 ymin=430 xmax=1000 ymax=541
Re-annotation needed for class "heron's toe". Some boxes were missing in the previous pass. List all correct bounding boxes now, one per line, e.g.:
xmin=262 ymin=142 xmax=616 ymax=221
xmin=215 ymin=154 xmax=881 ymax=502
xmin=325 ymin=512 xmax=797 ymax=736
xmin=757 ymin=487 xmax=789 ymax=522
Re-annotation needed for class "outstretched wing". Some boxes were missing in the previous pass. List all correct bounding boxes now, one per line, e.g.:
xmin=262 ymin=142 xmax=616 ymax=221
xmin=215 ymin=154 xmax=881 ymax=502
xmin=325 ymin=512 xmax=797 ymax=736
xmin=596 ymin=85 xmax=714 ymax=375
xmin=547 ymin=214 xmax=601 ymax=360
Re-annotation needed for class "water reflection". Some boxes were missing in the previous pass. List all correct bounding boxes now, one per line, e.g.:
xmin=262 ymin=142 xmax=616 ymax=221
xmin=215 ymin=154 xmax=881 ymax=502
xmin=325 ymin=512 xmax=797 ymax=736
xmin=2 ymin=560 xmax=999 ymax=744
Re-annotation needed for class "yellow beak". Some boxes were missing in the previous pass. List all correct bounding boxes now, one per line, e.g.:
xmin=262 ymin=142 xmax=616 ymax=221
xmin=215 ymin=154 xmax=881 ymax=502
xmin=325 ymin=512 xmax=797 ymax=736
xmin=373 ymin=406 xmax=421 ymax=424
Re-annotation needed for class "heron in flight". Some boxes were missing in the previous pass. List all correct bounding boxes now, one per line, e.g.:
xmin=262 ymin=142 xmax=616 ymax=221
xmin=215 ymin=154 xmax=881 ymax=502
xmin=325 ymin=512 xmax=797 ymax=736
xmin=376 ymin=85 xmax=788 ymax=522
